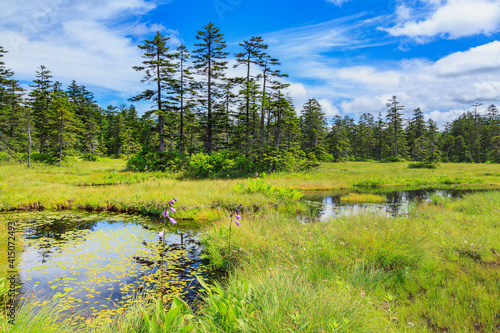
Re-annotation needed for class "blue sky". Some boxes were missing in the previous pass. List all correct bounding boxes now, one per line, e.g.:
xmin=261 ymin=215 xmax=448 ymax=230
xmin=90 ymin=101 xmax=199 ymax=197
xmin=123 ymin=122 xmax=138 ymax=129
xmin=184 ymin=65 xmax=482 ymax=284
xmin=2 ymin=0 xmax=500 ymax=127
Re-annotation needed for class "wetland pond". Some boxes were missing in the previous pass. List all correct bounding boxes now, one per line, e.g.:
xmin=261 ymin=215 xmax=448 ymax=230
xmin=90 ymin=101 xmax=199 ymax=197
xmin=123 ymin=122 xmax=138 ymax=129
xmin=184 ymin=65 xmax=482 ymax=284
xmin=302 ymin=188 xmax=490 ymax=221
xmin=11 ymin=212 xmax=207 ymax=323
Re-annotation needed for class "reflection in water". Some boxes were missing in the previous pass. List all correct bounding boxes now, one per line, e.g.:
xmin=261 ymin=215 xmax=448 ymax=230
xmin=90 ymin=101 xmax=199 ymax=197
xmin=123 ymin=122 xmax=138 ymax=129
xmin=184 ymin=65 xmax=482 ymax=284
xmin=303 ymin=189 xmax=480 ymax=221
xmin=15 ymin=213 xmax=207 ymax=322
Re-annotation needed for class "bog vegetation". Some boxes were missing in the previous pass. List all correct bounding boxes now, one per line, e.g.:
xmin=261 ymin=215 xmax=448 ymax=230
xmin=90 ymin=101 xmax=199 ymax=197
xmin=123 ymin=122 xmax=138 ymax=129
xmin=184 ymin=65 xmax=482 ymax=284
xmin=1 ymin=21 xmax=500 ymax=333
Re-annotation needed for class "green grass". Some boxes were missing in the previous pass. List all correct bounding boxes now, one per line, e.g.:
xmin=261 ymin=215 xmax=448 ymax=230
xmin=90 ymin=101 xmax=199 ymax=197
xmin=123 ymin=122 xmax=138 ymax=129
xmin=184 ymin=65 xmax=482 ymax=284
xmin=200 ymin=191 xmax=500 ymax=332
xmin=1 ymin=159 xmax=500 ymax=332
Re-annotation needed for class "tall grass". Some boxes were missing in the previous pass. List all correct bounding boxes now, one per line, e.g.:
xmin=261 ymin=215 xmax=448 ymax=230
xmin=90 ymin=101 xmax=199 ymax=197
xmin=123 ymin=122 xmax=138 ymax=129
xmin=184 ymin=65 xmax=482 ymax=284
xmin=200 ymin=191 xmax=500 ymax=332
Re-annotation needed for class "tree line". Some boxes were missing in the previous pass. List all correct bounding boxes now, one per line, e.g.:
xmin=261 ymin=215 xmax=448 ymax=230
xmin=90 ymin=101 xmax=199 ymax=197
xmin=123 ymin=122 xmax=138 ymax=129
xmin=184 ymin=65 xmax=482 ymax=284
xmin=0 ymin=23 xmax=499 ymax=170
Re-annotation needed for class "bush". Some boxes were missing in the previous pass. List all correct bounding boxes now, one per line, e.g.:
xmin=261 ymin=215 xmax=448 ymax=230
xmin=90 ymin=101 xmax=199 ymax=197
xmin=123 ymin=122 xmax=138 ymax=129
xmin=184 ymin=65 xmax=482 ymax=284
xmin=408 ymin=162 xmax=437 ymax=169
xmin=184 ymin=147 xmax=314 ymax=179
xmin=0 ymin=152 xmax=11 ymax=163
xmin=81 ymin=153 xmax=98 ymax=161
xmin=126 ymin=150 xmax=182 ymax=172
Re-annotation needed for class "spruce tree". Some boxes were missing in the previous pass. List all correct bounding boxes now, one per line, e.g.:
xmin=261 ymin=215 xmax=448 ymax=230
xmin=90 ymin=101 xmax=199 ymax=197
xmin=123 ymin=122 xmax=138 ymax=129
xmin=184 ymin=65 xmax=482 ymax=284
xmin=192 ymin=23 xmax=228 ymax=154
xmin=30 ymin=65 xmax=53 ymax=154
xmin=131 ymin=31 xmax=176 ymax=153
xmin=385 ymin=96 xmax=405 ymax=158
xmin=300 ymin=98 xmax=327 ymax=157
xmin=234 ymin=36 xmax=267 ymax=153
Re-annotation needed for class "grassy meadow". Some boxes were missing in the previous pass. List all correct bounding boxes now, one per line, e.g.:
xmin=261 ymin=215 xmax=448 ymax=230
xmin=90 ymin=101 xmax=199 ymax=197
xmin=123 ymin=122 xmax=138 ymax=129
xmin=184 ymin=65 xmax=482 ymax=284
xmin=0 ymin=158 xmax=499 ymax=332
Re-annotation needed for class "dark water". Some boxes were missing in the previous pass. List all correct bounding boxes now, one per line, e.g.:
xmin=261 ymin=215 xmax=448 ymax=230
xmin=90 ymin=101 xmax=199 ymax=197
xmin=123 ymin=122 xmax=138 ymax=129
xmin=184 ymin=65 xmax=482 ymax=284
xmin=15 ymin=213 xmax=206 ymax=320
xmin=302 ymin=189 xmax=485 ymax=221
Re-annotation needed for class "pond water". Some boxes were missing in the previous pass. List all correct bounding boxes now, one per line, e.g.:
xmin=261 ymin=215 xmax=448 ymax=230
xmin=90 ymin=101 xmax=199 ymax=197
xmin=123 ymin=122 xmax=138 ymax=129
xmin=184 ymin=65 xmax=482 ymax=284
xmin=302 ymin=188 xmax=485 ymax=221
xmin=13 ymin=213 xmax=206 ymax=322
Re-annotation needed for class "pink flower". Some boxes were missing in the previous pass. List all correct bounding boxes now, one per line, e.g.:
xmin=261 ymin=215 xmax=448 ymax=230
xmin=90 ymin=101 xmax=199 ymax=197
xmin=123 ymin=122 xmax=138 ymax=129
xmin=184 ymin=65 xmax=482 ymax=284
xmin=168 ymin=216 xmax=176 ymax=225
xmin=158 ymin=230 xmax=164 ymax=238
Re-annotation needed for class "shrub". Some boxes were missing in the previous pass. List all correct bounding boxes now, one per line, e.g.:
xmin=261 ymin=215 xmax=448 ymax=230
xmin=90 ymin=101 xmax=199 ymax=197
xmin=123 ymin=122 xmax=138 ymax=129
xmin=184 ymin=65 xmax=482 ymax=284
xmin=127 ymin=150 xmax=182 ymax=172
xmin=81 ymin=153 xmax=98 ymax=161
xmin=408 ymin=162 xmax=438 ymax=169
xmin=0 ymin=152 xmax=11 ymax=163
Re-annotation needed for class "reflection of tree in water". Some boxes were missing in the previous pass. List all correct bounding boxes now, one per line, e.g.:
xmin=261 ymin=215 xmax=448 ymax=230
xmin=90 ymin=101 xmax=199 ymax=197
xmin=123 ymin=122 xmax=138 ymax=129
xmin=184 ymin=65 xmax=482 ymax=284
xmin=132 ymin=230 xmax=203 ymax=298
xmin=23 ymin=218 xmax=98 ymax=263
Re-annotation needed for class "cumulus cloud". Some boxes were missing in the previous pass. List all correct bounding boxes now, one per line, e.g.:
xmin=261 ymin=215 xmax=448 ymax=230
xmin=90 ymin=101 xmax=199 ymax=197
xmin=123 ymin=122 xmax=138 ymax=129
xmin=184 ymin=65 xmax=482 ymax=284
xmin=0 ymin=0 xmax=176 ymax=105
xmin=266 ymin=16 xmax=500 ymax=128
xmin=384 ymin=0 xmax=500 ymax=40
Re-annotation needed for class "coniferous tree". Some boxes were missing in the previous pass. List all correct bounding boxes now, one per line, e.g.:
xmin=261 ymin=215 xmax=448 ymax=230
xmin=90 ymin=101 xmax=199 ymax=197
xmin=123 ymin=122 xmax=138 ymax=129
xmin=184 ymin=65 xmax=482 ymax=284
xmin=327 ymin=116 xmax=351 ymax=161
xmin=131 ymin=31 xmax=176 ymax=153
xmin=172 ymin=44 xmax=196 ymax=155
xmin=300 ymin=98 xmax=327 ymax=157
xmin=407 ymin=107 xmax=427 ymax=160
xmin=30 ymin=65 xmax=53 ymax=154
xmin=258 ymin=52 xmax=287 ymax=146
xmin=385 ymin=96 xmax=405 ymax=158
xmin=193 ymin=23 xmax=228 ymax=154
xmin=0 ymin=48 xmax=25 ymax=154
xmin=49 ymin=83 xmax=78 ymax=163
xmin=67 ymin=81 xmax=101 ymax=155
xmin=234 ymin=36 xmax=267 ymax=153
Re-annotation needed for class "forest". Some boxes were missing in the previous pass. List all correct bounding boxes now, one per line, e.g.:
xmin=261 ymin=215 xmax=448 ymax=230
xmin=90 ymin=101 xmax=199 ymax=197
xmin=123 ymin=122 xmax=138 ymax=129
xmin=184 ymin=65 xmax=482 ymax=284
xmin=1 ymin=23 xmax=499 ymax=177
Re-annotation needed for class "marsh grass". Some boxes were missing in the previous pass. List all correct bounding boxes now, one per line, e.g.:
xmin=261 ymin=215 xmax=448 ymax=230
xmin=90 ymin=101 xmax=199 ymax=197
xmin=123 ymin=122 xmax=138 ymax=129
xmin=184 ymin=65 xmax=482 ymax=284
xmin=201 ymin=191 xmax=500 ymax=332
xmin=1 ymin=159 xmax=500 ymax=332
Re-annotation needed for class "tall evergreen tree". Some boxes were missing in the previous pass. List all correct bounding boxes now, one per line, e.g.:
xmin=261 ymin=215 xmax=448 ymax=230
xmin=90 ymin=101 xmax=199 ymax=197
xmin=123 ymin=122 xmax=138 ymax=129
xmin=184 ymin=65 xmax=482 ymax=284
xmin=49 ymin=83 xmax=78 ymax=163
xmin=192 ymin=23 xmax=228 ymax=154
xmin=30 ymin=65 xmax=53 ymax=154
xmin=300 ymin=98 xmax=327 ymax=156
xmin=407 ymin=107 xmax=427 ymax=160
xmin=172 ymin=44 xmax=196 ymax=155
xmin=0 ymin=47 xmax=25 ymax=154
xmin=385 ymin=96 xmax=405 ymax=158
xmin=258 ymin=53 xmax=287 ymax=146
xmin=131 ymin=31 xmax=176 ymax=153
xmin=234 ymin=36 xmax=267 ymax=153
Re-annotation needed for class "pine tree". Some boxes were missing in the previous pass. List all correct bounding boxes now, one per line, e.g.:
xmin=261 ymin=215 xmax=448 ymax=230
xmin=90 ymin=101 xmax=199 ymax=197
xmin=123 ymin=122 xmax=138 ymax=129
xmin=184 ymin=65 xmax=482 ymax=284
xmin=131 ymin=31 xmax=176 ymax=153
xmin=49 ymin=83 xmax=78 ymax=163
xmin=407 ymin=107 xmax=427 ymax=160
xmin=172 ymin=44 xmax=196 ymax=155
xmin=193 ymin=23 xmax=228 ymax=154
xmin=300 ymin=98 xmax=327 ymax=157
xmin=385 ymin=96 xmax=405 ymax=158
xmin=30 ymin=65 xmax=53 ymax=154
xmin=67 ymin=81 xmax=101 ymax=154
xmin=327 ymin=116 xmax=351 ymax=161
xmin=0 ymin=47 xmax=25 ymax=154
xmin=234 ymin=36 xmax=267 ymax=153
xmin=258 ymin=53 xmax=287 ymax=146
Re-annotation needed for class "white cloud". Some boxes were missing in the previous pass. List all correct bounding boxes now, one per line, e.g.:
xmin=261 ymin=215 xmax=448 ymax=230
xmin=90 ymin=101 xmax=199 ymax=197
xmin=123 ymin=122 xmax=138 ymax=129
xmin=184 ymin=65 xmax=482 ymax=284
xmin=266 ymin=16 xmax=500 ymax=128
xmin=318 ymin=99 xmax=340 ymax=117
xmin=384 ymin=0 xmax=500 ymax=40
xmin=325 ymin=0 xmax=352 ymax=6
xmin=0 ymin=0 xmax=176 ymax=106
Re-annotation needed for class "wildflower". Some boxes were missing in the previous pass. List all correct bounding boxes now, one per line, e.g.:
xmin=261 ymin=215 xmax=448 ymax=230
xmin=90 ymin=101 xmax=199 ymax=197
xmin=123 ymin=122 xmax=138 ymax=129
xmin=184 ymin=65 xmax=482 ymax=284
xmin=158 ymin=230 xmax=164 ymax=238
xmin=162 ymin=198 xmax=177 ymax=225
xmin=230 ymin=204 xmax=242 ymax=227
xmin=165 ymin=211 xmax=176 ymax=226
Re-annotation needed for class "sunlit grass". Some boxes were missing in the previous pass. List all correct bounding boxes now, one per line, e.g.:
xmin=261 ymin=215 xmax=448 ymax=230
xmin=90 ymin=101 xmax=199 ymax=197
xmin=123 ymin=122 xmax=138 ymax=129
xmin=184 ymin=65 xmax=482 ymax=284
xmin=340 ymin=192 xmax=386 ymax=204
xmin=201 ymin=191 xmax=500 ymax=332
xmin=1 ymin=159 xmax=500 ymax=332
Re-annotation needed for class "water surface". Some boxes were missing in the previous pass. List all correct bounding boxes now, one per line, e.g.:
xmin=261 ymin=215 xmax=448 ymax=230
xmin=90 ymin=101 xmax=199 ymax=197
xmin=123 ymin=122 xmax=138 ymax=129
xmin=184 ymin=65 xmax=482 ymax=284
xmin=14 ymin=213 xmax=206 ymax=321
